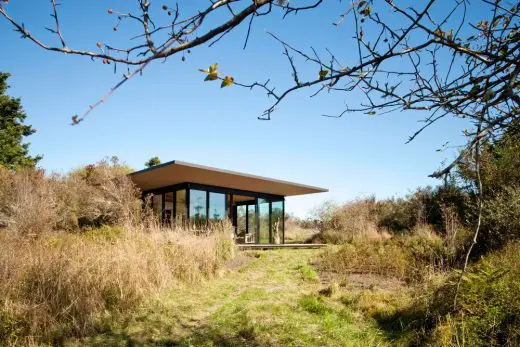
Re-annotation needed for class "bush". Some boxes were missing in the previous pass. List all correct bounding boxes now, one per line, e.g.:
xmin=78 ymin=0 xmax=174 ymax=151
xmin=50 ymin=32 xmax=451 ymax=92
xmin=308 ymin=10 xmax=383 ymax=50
xmin=310 ymin=198 xmax=390 ymax=243
xmin=0 ymin=158 xmax=141 ymax=234
xmin=317 ymin=235 xmax=448 ymax=283
xmin=458 ymin=131 xmax=520 ymax=254
xmin=477 ymin=185 xmax=520 ymax=252
xmin=384 ymin=241 xmax=520 ymax=346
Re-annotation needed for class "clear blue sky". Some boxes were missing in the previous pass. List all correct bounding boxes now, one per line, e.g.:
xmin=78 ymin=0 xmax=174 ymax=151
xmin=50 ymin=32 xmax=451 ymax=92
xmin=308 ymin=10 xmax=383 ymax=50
xmin=0 ymin=1 xmax=473 ymax=217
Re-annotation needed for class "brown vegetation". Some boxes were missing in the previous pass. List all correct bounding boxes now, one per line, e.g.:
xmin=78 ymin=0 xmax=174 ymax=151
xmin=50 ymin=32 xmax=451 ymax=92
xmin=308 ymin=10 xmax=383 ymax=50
xmin=0 ymin=157 xmax=141 ymax=234
xmin=0 ymin=159 xmax=235 ymax=346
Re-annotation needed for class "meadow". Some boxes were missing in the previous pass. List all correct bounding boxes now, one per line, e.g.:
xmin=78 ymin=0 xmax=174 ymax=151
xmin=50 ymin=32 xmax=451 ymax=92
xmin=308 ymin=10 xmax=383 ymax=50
xmin=1 ymin=136 xmax=519 ymax=346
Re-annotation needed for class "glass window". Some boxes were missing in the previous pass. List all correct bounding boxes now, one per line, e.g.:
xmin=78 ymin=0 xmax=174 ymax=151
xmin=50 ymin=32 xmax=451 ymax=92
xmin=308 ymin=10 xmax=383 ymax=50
xmin=152 ymin=194 xmax=162 ymax=223
xmin=271 ymin=201 xmax=284 ymax=244
xmin=190 ymin=189 xmax=207 ymax=227
xmin=258 ymin=199 xmax=270 ymax=244
xmin=236 ymin=205 xmax=247 ymax=238
xmin=247 ymin=204 xmax=256 ymax=239
xmin=209 ymin=192 xmax=226 ymax=221
xmin=164 ymin=192 xmax=174 ymax=226
xmin=175 ymin=189 xmax=186 ymax=222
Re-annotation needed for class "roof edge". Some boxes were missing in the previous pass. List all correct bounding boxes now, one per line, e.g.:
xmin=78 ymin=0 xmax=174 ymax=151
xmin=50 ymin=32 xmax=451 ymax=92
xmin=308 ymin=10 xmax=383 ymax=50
xmin=128 ymin=160 xmax=328 ymax=193
xmin=128 ymin=159 xmax=177 ymax=177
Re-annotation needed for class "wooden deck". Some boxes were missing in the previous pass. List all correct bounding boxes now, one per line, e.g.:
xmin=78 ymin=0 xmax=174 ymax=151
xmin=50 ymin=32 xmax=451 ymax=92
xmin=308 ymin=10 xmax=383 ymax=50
xmin=237 ymin=243 xmax=327 ymax=250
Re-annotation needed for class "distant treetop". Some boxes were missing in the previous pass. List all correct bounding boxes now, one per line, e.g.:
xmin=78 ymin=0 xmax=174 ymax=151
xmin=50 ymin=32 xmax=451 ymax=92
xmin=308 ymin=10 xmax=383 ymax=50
xmin=0 ymin=72 xmax=42 ymax=170
xmin=144 ymin=156 xmax=161 ymax=168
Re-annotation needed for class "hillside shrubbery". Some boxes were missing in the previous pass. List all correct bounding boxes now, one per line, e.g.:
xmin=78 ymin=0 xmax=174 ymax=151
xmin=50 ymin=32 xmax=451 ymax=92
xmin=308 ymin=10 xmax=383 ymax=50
xmin=0 ymin=157 xmax=141 ymax=233
xmin=310 ymin=131 xmax=520 ymax=346
xmin=0 ymin=158 xmax=234 ymax=345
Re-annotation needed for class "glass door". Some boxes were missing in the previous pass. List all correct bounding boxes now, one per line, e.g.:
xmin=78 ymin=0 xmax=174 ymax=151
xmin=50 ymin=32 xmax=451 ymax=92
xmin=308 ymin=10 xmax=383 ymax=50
xmin=258 ymin=198 xmax=270 ymax=244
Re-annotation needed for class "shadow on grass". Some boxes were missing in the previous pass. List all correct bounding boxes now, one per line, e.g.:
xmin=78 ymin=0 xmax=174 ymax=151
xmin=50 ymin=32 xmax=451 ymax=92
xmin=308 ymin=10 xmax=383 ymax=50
xmin=81 ymin=326 xmax=262 ymax=347
xmin=81 ymin=310 xmax=263 ymax=347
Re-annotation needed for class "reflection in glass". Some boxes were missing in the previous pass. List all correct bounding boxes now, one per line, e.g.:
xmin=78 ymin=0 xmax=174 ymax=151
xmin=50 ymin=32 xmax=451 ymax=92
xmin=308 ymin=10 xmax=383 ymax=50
xmin=190 ymin=189 xmax=207 ymax=228
xmin=271 ymin=201 xmax=284 ymax=244
xmin=236 ymin=205 xmax=247 ymax=239
xmin=176 ymin=189 xmax=186 ymax=223
xmin=164 ymin=192 xmax=174 ymax=227
xmin=258 ymin=199 xmax=270 ymax=244
xmin=247 ymin=204 xmax=256 ymax=241
xmin=152 ymin=194 xmax=162 ymax=223
xmin=209 ymin=192 xmax=226 ymax=221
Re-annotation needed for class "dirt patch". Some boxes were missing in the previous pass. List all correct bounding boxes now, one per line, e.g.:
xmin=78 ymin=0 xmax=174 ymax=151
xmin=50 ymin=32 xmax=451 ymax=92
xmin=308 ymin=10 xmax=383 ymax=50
xmin=225 ymin=252 xmax=252 ymax=271
xmin=317 ymin=270 xmax=408 ymax=293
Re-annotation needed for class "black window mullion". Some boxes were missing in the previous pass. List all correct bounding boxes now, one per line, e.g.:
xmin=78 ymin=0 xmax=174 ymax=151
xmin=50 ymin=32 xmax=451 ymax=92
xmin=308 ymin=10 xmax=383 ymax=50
xmin=161 ymin=193 xmax=166 ymax=226
xmin=282 ymin=199 xmax=285 ymax=244
xmin=206 ymin=190 xmax=210 ymax=225
xmin=269 ymin=201 xmax=272 ymax=244
xmin=186 ymin=187 xmax=190 ymax=220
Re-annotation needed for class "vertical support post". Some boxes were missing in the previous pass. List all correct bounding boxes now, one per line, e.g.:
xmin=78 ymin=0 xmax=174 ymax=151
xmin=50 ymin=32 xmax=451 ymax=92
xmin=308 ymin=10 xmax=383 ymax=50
xmin=228 ymin=194 xmax=233 ymax=220
xmin=173 ymin=190 xmax=177 ymax=225
xmin=206 ymin=190 xmax=210 ymax=226
xmin=282 ymin=198 xmax=285 ymax=244
xmin=245 ymin=204 xmax=249 ymax=235
xmin=255 ymin=198 xmax=259 ymax=244
xmin=269 ymin=201 xmax=272 ymax=244
xmin=161 ymin=193 xmax=165 ymax=226
xmin=186 ymin=186 xmax=190 ymax=220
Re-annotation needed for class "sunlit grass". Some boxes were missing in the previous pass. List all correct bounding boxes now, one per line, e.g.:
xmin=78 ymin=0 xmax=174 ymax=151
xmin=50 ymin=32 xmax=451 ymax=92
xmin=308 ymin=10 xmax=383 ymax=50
xmin=72 ymin=249 xmax=389 ymax=346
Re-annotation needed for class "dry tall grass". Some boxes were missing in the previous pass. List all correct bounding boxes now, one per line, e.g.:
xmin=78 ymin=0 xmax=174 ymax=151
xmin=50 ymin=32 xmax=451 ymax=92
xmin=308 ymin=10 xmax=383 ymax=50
xmin=310 ymin=198 xmax=391 ymax=243
xmin=0 ymin=158 xmax=141 ymax=234
xmin=0 ymin=160 xmax=236 ymax=345
xmin=0 ymin=226 xmax=234 ymax=345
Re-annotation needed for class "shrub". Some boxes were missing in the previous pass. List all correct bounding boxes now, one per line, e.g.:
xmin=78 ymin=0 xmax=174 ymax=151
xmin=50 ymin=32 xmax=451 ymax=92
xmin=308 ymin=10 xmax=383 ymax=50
xmin=458 ymin=131 xmax=520 ymax=254
xmin=310 ymin=198 xmax=390 ymax=244
xmin=428 ymin=242 xmax=520 ymax=346
xmin=477 ymin=186 xmax=520 ymax=252
xmin=0 ymin=158 xmax=141 ymax=234
xmin=376 ymin=242 xmax=520 ymax=346
xmin=317 ymin=235 xmax=448 ymax=283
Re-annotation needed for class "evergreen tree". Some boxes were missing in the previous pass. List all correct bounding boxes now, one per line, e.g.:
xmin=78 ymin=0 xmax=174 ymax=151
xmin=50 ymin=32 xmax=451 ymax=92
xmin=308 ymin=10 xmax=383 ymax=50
xmin=144 ymin=156 xmax=161 ymax=168
xmin=0 ymin=72 xmax=42 ymax=169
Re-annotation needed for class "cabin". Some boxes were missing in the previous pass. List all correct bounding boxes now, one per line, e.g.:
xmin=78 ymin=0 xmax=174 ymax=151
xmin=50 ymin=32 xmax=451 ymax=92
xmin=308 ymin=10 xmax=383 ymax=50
xmin=129 ymin=161 xmax=327 ymax=244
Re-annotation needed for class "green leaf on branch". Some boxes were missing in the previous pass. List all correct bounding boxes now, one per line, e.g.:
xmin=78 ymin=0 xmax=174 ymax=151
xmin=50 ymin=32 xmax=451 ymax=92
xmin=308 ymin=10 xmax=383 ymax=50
xmin=200 ymin=63 xmax=219 ymax=81
xmin=319 ymin=69 xmax=329 ymax=81
xmin=360 ymin=5 xmax=371 ymax=16
xmin=434 ymin=28 xmax=445 ymax=38
xmin=221 ymin=76 xmax=234 ymax=88
xmin=357 ymin=1 xmax=366 ymax=9
xmin=204 ymin=72 xmax=219 ymax=81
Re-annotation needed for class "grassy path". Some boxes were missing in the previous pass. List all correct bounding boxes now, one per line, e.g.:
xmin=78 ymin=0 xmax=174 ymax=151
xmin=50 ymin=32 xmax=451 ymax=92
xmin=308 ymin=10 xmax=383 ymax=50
xmin=76 ymin=249 xmax=388 ymax=346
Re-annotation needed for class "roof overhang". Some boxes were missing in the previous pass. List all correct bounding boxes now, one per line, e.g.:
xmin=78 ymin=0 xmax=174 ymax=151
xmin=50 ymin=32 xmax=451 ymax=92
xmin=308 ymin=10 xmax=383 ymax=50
xmin=129 ymin=160 xmax=328 ymax=197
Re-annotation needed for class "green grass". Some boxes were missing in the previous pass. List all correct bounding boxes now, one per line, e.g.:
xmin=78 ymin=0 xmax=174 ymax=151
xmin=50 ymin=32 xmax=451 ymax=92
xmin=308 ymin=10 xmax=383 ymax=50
xmin=70 ymin=249 xmax=388 ymax=346
xmin=296 ymin=263 xmax=319 ymax=282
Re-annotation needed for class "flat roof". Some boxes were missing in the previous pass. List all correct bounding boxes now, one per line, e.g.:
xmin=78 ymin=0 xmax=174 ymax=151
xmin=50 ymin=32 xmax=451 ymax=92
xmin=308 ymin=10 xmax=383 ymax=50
xmin=129 ymin=160 xmax=328 ymax=197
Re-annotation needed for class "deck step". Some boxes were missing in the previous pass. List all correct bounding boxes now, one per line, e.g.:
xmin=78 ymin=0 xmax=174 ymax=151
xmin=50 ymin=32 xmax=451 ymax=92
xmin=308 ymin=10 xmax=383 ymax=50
xmin=237 ymin=243 xmax=326 ymax=250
